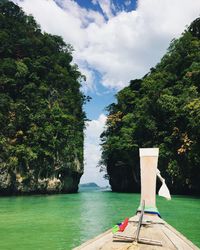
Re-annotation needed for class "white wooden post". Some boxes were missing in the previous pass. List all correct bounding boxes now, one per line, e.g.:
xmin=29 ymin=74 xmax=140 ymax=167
xmin=138 ymin=148 xmax=159 ymax=215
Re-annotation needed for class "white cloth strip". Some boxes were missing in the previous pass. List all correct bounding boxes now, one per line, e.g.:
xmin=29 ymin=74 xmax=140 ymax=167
xmin=157 ymin=169 xmax=171 ymax=200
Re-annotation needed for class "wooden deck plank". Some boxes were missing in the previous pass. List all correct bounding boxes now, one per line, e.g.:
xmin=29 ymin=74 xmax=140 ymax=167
xmin=73 ymin=229 xmax=112 ymax=250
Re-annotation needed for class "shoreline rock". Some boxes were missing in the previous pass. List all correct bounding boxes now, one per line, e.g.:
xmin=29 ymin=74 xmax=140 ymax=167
xmin=0 ymin=167 xmax=82 ymax=196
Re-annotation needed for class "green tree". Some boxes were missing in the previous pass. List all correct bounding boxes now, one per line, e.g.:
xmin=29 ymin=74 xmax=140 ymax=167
xmin=0 ymin=1 xmax=87 ymax=194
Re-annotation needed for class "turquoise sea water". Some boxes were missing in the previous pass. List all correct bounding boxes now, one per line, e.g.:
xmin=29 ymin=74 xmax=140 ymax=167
xmin=0 ymin=191 xmax=199 ymax=250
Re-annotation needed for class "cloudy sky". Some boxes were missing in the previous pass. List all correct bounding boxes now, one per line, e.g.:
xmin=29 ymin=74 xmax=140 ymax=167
xmin=13 ymin=0 xmax=200 ymax=186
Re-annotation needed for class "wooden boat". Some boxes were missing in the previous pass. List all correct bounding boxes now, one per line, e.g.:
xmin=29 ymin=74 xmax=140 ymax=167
xmin=74 ymin=148 xmax=199 ymax=250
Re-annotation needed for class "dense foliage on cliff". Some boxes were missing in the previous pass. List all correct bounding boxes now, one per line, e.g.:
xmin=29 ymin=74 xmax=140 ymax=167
xmin=100 ymin=18 xmax=200 ymax=194
xmin=0 ymin=1 xmax=86 ymax=194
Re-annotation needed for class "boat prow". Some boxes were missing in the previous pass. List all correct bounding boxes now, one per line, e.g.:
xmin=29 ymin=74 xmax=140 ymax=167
xmin=73 ymin=212 xmax=199 ymax=250
xmin=73 ymin=148 xmax=199 ymax=250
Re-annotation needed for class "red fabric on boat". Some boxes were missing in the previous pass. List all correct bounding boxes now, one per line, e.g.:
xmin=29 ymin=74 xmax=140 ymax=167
xmin=119 ymin=218 xmax=129 ymax=232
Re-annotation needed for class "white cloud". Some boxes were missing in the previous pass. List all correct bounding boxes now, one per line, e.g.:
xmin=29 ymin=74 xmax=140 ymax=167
xmin=97 ymin=0 xmax=114 ymax=19
xmin=81 ymin=114 xmax=108 ymax=186
xmin=55 ymin=0 xmax=105 ymax=27
xmin=79 ymin=0 xmax=200 ymax=89
xmin=13 ymin=0 xmax=200 ymax=90
xmin=78 ymin=63 xmax=97 ymax=93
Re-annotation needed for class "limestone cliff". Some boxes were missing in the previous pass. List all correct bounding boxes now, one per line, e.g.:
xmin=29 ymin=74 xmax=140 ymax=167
xmin=0 ymin=2 xmax=86 ymax=195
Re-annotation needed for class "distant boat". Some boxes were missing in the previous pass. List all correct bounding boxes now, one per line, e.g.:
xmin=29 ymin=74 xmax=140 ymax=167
xmin=74 ymin=148 xmax=199 ymax=250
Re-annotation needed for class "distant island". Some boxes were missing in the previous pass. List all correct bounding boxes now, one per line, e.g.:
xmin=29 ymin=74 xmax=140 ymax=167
xmin=79 ymin=183 xmax=111 ymax=191
xmin=79 ymin=182 xmax=99 ymax=188
xmin=79 ymin=182 xmax=100 ymax=192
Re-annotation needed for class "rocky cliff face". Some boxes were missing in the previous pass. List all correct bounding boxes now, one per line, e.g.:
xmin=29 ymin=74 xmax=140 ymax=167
xmin=0 ymin=2 xmax=86 ymax=195
xmin=106 ymin=158 xmax=140 ymax=193
xmin=0 ymin=162 xmax=83 ymax=195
